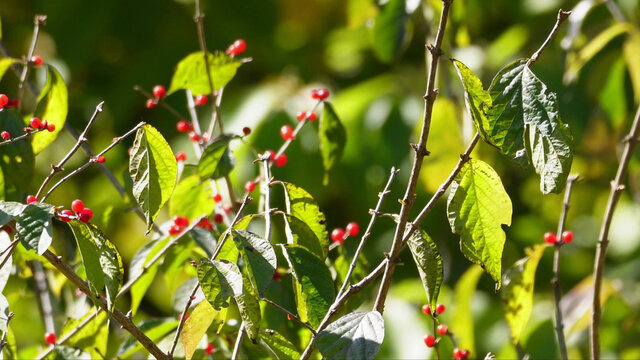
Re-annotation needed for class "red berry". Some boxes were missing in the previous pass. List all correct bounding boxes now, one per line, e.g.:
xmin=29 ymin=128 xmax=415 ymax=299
xmin=275 ymin=153 xmax=288 ymax=167
xmin=212 ymin=193 xmax=222 ymax=203
xmin=307 ymin=112 xmax=318 ymax=122
xmin=421 ymin=304 xmax=431 ymax=315
xmin=31 ymin=55 xmax=43 ymax=66
xmin=437 ymin=324 xmax=448 ymax=335
xmin=168 ymin=224 xmax=181 ymax=235
xmin=189 ymin=132 xmax=201 ymax=142
xmin=26 ymin=195 xmax=37 ymax=204
xmin=79 ymin=208 xmax=93 ymax=223
xmin=152 ymin=85 xmax=166 ymax=99
xmin=174 ymin=216 xmax=189 ymax=228
xmin=242 ymin=126 xmax=251 ymax=135
xmin=46 ymin=122 xmax=56 ymax=132
xmin=0 ymin=225 xmax=13 ymax=235
xmin=96 ymin=155 xmax=106 ymax=163
xmin=346 ymin=222 xmax=360 ymax=237
xmin=194 ymin=94 xmax=208 ymax=106
xmin=244 ymin=180 xmax=256 ymax=193
xmin=280 ymin=125 xmax=294 ymax=141
xmin=265 ymin=149 xmax=276 ymax=162
xmin=205 ymin=342 xmax=214 ymax=355
xmin=331 ymin=228 xmax=345 ymax=243
xmin=0 ymin=94 xmax=8 ymax=106
xmin=198 ymin=218 xmax=213 ymax=230
xmin=296 ymin=111 xmax=306 ymax=121
xmin=44 ymin=332 xmax=56 ymax=345
xmin=287 ymin=314 xmax=293 ymax=321
xmin=6 ymin=98 xmax=19 ymax=108
xmin=226 ymin=39 xmax=247 ymax=56
xmin=213 ymin=213 xmax=224 ymax=224
xmin=273 ymin=270 xmax=282 ymax=281
xmin=436 ymin=303 xmax=446 ymax=315
xmin=71 ymin=199 xmax=85 ymax=213
xmin=561 ymin=230 xmax=574 ymax=244
xmin=176 ymin=120 xmax=192 ymax=133
xmin=453 ymin=348 xmax=469 ymax=359
xmin=174 ymin=152 xmax=187 ymax=162
xmin=311 ymin=88 xmax=329 ymax=100
xmin=145 ymin=99 xmax=156 ymax=109
xmin=223 ymin=204 xmax=232 ymax=214
xmin=423 ymin=334 xmax=436 ymax=347
xmin=544 ymin=232 xmax=557 ymax=245
xmin=1 ymin=131 xmax=10 ymax=140
xmin=58 ymin=209 xmax=75 ymax=223
xmin=30 ymin=117 xmax=43 ymax=129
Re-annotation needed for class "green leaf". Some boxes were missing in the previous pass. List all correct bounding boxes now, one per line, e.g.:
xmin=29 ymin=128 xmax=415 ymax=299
xmin=319 ymin=102 xmax=347 ymax=185
xmin=168 ymin=51 xmax=243 ymax=95
xmin=60 ymin=311 xmax=108 ymax=359
xmin=129 ymin=238 xmax=169 ymax=315
xmin=452 ymin=59 xmax=492 ymax=141
xmin=129 ymin=124 xmax=177 ymax=230
xmin=282 ymin=182 xmax=328 ymax=258
xmin=231 ymin=229 xmax=277 ymax=297
xmin=452 ymin=265 xmax=484 ymax=357
xmin=197 ymin=258 xmax=243 ymax=310
xmin=67 ymin=221 xmax=123 ymax=309
xmin=0 ymin=201 xmax=26 ymax=226
xmin=170 ymin=174 xmax=215 ymax=220
xmin=0 ymin=111 xmax=35 ymax=200
xmin=117 ymin=318 xmax=178 ymax=358
xmin=49 ymin=346 xmax=90 ymax=360
xmin=16 ymin=203 xmax=54 ymax=255
xmin=235 ymin=274 xmax=261 ymax=343
xmin=316 ymin=311 xmax=385 ymax=360
xmin=0 ymin=58 xmax=17 ymax=82
xmin=447 ymin=159 xmax=512 ymax=288
xmin=197 ymin=135 xmax=235 ymax=181
xmin=0 ymin=233 xmax=12 ymax=292
xmin=259 ymin=330 xmax=300 ymax=360
xmin=31 ymin=65 xmax=68 ymax=154
xmin=283 ymin=215 xmax=325 ymax=260
xmin=371 ymin=0 xmax=408 ymax=63
xmin=489 ymin=59 xmax=573 ymax=194
xmin=190 ymin=227 xmax=216 ymax=257
xmin=182 ymin=300 xmax=216 ymax=360
xmin=281 ymin=244 xmax=334 ymax=328
xmin=501 ymin=244 xmax=546 ymax=344
xmin=624 ymin=30 xmax=640 ymax=103
xmin=406 ymin=228 xmax=443 ymax=310
xmin=0 ymin=294 xmax=9 ymax=332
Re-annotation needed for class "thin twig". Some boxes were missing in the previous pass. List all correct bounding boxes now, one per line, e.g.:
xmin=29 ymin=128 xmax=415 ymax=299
xmin=530 ymin=9 xmax=571 ymax=63
xmin=0 ymin=128 xmax=47 ymax=147
xmin=372 ymin=0 xmax=453 ymax=314
xmin=273 ymin=101 xmax=322 ymax=161
xmin=133 ymin=85 xmax=187 ymax=121
xmin=552 ymin=174 xmax=578 ymax=360
xmin=36 ymin=101 xmax=105 ymax=199
xmin=17 ymin=15 xmax=46 ymax=107
xmin=260 ymin=297 xmax=316 ymax=335
xmin=0 ymin=238 xmax=19 ymax=258
xmin=36 ymin=311 xmax=99 ymax=359
xmin=591 ymin=105 xmax=640 ymax=359
xmin=231 ymin=322 xmax=245 ymax=360
xmin=41 ymin=121 xmax=145 ymax=202
xmin=0 ymin=311 xmax=14 ymax=352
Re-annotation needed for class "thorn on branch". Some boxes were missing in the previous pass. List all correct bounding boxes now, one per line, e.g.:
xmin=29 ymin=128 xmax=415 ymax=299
xmin=426 ymin=44 xmax=444 ymax=57
xmin=460 ymin=152 xmax=471 ymax=162
xmin=410 ymin=143 xmax=430 ymax=157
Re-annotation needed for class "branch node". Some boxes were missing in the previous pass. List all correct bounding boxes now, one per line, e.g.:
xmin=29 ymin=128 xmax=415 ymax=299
xmin=410 ymin=143 xmax=430 ymax=157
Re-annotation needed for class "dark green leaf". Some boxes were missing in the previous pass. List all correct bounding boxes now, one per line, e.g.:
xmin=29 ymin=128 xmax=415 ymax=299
xmin=67 ymin=221 xmax=123 ymax=309
xmin=281 ymin=244 xmax=334 ymax=328
xmin=371 ymin=0 xmax=408 ymax=63
xmin=0 ymin=111 xmax=34 ymax=200
xmin=232 ymin=229 xmax=277 ymax=297
xmin=282 ymin=182 xmax=328 ymax=258
xmin=190 ymin=227 xmax=216 ymax=257
xmin=168 ymin=52 xmax=243 ymax=95
xmin=0 ymin=58 xmax=17 ymax=82
xmin=49 ymin=346 xmax=90 ymax=360
xmin=197 ymin=258 xmax=243 ymax=310
xmin=283 ymin=215 xmax=325 ymax=261
xmin=60 ymin=311 xmax=108 ymax=359
xmin=235 ymin=274 xmax=261 ymax=343
xmin=406 ymin=228 xmax=443 ymax=310
xmin=32 ymin=65 xmax=67 ymax=154
xmin=501 ymin=244 xmax=546 ymax=344
xmin=16 ymin=203 xmax=54 ymax=255
xmin=452 ymin=59 xmax=492 ymax=141
xmin=170 ymin=174 xmax=215 ymax=220
xmin=197 ymin=135 xmax=235 ymax=181
xmin=259 ymin=329 xmax=300 ymax=360
xmin=319 ymin=102 xmax=347 ymax=185
xmin=129 ymin=124 xmax=178 ymax=230
xmin=447 ymin=159 xmax=512 ymax=288
xmin=316 ymin=311 xmax=385 ymax=360
xmin=0 ymin=201 xmax=25 ymax=226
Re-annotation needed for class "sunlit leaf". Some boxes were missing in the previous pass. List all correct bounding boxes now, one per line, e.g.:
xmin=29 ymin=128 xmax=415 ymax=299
xmin=170 ymin=174 xmax=215 ymax=220
xmin=319 ymin=102 xmax=347 ymax=185
xmin=0 ymin=294 xmax=9 ymax=332
xmin=231 ymin=229 xmax=276 ymax=297
xmin=501 ymin=244 xmax=546 ymax=344
xmin=0 ymin=232 xmax=12 ymax=293
xmin=235 ymin=274 xmax=261 ymax=343
xmin=16 ymin=202 xmax=54 ymax=255
xmin=168 ymin=52 xmax=243 ymax=95
xmin=447 ymin=159 xmax=512 ymax=288
xmin=623 ymin=29 xmax=640 ymax=103
xmin=282 ymin=182 xmax=328 ymax=258
xmin=182 ymin=300 xmax=216 ymax=360
xmin=197 ymin=258 xmax=243 ymax=310
xmin=117 ymin=318 xmax=178 ymax=358
xmin=49 ymin=346 xmax=91 ymax=359
xmin=281 ymin=244 xmax=334 ymax=328
xmin=60 ymin=311 xmax=108 ymax=359
xmin=406 ymin=227 xmax=443 ymax=310
xmin=0 ymin=201 xmax=25 ymax=226
xmin=600 ymin=58 xmax=628 ymax=128
xmin=129 ymin=237 xmax=169 ymax=315
xmin=452 ymin=59 xmax=492 ymax=141
xmin=31 ymin=65 xmax=68 ymax=154
xmin=371 ymin=0 xmax=408 ymax=63
xmin=0 ymin=58 xmax=17 ymax=82
xmin=259 ymin=329 xmax=301 ymax=360
xmin=197 ymin=135 xmax=235 ymax=181
xmin=316 ymin=311 xmax=385 ymax=360
xmin=283 ymin=214 xmax=325 ymax=260
xmin=452 ymin=265 xmax=484 ymax=357
xmin=129 ymin=124 xmax=177 ymax=230
xmin=0 ymin=111 xmax=34 ymax=200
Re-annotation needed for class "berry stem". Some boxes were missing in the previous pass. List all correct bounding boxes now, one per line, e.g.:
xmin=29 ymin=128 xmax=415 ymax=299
xmin=272 ymin=100 xmax=322 ymax=164
xmin=552 ymin=174 xmax=578 ymax=360
xmin=17 ymin=15 xmax=47 ymax=110
xmin=259 ymin=297 xmax=317 ymax=335
xmin=133 ymin=85 xmax=187 ymax=121
xmin=432 ymin=316 xmax=441 ymax=360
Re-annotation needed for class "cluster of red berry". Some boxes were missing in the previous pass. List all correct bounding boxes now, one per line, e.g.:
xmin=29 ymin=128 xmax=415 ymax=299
xmin=0 ymin=93 xmax=19 ymax=111
xmin=1 ymin=117 xmax=55 ymax=141
xmin=205 ymin=342 xmax=214 ymax=355
xmin=168 ymin=215 xmax=190 ymax=235
xmin=57 ymin=199 xmax=94 ymax=223
xmin=145 ymin=84 xmax=167 ymax=109
xmin=543 ymin=230 xmax=573 ymax=245
xmin=421 ymin=303 xmax=469 ymax=359
xmin=330 ymin=222 xmax=360 ymax=244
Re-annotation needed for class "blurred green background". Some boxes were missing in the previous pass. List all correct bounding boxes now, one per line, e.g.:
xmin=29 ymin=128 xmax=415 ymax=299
xmin=2 ymin=0 xmax=640 ymax=358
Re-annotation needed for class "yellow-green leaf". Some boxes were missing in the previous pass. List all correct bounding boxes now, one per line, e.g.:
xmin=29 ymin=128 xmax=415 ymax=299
xmin=235 ymin=274 xmax=261 ymax=343
xmin=231 ymin=229 xmax=276 ymax=297
xmin=129 ymin=238 xmax=169 ymax=315
xmin=282 ymin=182 xmax=328 ymax=258
xmin=168 ymin=52 xmax=243 ymax=95
xmin=406 ymin=228 xmax=443 ymax=310
xmin=197 ymin=135 xmax=236 ymax=181
xmin=32 ymin=65 xmax=68 ymax=153
xmin=623 ymin=29 xmax=640 ymax=103
xmin=60 ymin=311 xmax=108 ymax=359
xmin=452 ymin=59 xmax=492 ymax=142
xmin=0 ymin=58 xmax=17 ymax=82
xmin=501 ymin=244 xmax=546 ymax=344
xmin=182 ymin=300 xmax=216 ymax=360
xmin=170 ymin=174 xmax=215 ymax=220
xmin=259 ymin=329 xmax=300 ymax=360
xmin=319 ymin=102 xmax=347 ymax=185
xmin=197 ymin=258 xmax=243 ymax=310
xmin=452 ymin=265 xmax=483 ymax=357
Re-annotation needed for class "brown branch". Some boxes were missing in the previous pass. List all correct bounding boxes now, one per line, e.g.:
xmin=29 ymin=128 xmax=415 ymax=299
xmin=530 ymin=10 xmax=571 ymax=63
xmin=0 ymin=127 xmax=47 ymax=147
xmin=591 ymin=105 xmax=640 ymax=359
xmin=260 ymin=297 xmax=316 ymax=335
